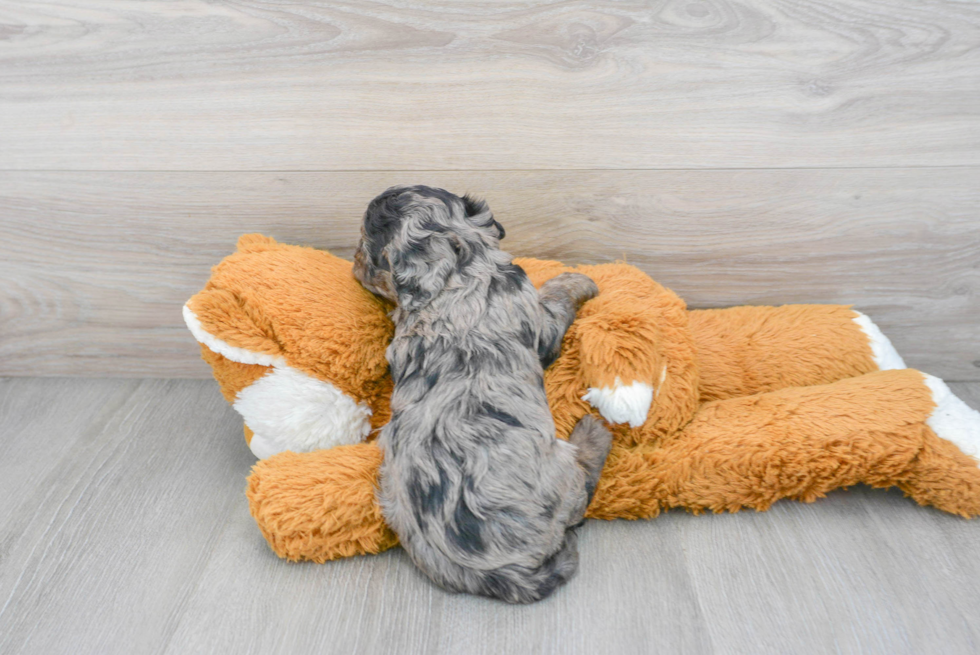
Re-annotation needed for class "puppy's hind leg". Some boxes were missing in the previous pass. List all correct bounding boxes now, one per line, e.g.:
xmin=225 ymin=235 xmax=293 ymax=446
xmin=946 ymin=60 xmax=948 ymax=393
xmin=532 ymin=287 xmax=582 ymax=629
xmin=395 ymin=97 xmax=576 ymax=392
xmin=538 ymin=272 xmax=599 ymax=368
xmin=476 ymin=532 xmax=581 ymax=603
xmin=568 ymin=414 xmax=613 ymax=510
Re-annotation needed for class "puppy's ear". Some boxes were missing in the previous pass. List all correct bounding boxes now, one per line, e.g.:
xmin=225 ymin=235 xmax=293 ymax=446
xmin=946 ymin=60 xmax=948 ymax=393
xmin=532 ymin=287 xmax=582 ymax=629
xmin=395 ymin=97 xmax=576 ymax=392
xmin=491 ymin=219 xmax=506 ymax=240
xmin=388 ymin=231 xmax=463 ymax=311
xmin=463 ymin=194 xmax=504 ymax=240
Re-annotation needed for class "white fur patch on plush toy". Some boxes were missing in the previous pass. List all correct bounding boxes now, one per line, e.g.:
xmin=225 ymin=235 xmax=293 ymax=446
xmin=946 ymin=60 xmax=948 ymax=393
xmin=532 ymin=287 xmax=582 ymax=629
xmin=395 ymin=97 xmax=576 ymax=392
xmin=852 ymin=311 xmax=906 ymax=371
xmin=184 ymin=303 xmax=372 ymax=459
xmin=923 ymin=374 xmax=980 ymax=465
xmin=234 ymin=365 xmax=373 ymax=459
xmin=583 ymin=377 xmax=655 ymax=428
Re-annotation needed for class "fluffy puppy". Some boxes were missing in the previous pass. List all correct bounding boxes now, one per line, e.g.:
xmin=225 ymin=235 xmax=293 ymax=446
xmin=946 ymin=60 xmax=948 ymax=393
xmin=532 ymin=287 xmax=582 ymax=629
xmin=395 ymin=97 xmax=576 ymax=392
xmin=352 ymin=185 xmax=612 ymax=603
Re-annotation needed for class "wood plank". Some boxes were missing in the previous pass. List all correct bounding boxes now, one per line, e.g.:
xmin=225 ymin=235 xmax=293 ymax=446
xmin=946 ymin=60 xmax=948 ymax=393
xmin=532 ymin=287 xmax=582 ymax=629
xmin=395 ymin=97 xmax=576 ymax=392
xmin=2 ymin=169 xmax=978 ymax=379
xmin=950 ymin=381 xmax=980 ymax=410
xmin=161 ymin=505 xmax=715 ymax=655
xmin=0 ymin=378 xmax=139 ymax=532
xmin=0 ymin=0 xmax=978 ymax=170
xmin=162 ymin=383 xmax=980 ymax=655
xmin=2 ymin=378 xmax=979 ymax=654
xmin=681 ymin=486 xmax=980 ymax=655
xmin=0 ymin=378 xmax=255 ymax=655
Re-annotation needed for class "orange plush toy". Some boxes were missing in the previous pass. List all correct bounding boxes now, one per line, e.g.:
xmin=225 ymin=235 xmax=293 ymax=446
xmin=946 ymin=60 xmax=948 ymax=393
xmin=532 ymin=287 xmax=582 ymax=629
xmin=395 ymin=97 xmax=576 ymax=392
xmin=184 ymin=234 xmax=980 ymax=563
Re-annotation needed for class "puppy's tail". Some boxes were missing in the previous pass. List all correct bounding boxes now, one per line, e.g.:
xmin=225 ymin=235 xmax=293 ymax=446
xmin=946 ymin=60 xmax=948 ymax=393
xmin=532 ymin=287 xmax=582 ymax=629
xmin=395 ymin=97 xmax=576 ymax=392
xmin=473 ymin=532 xmax=580 ymax=604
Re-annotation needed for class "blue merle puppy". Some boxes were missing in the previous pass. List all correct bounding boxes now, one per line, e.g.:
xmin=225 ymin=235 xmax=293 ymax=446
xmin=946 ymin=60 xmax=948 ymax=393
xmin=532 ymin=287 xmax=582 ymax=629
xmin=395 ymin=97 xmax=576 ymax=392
xmin=352 ymin=185 xmax=613 ymax=603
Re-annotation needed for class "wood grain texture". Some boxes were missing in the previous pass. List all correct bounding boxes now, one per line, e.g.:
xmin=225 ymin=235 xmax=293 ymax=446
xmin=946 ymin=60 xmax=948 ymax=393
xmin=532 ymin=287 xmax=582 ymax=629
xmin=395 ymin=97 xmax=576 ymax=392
xmin=1 ymin=378 xmax=979 ymax=654
xmin=2 ymin=168 xmax=978 ymax=379
xmin=0 ymin=378 xmax=254 ymax=655
xmin=0 ymin=0 xmax=978 ymax=170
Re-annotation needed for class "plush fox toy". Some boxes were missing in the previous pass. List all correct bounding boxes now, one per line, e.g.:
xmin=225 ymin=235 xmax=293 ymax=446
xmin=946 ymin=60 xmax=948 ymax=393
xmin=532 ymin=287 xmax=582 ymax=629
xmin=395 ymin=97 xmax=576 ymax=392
xmin=184 ymin=234 xmax=980 ymax=562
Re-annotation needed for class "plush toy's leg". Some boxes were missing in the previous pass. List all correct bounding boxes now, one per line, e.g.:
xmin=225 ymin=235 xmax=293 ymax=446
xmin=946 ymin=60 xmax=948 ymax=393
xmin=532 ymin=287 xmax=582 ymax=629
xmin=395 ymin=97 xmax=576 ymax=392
xmin=519 ymin=259 xmax=691 ymax=432
xmin=246 ymin=443 xmax=398 ymax=562
xmin=587 ymin=369 xmax=980 ymax=520
xmin=247 ymin=370 xmax=980 ymax=563
xmin=850 ymin=311 xmax=906 ymax=370
xmin=688 ymin=304 xmax=906 ymax=403
xmin=555 ymin=263 xmax=701 ymax=441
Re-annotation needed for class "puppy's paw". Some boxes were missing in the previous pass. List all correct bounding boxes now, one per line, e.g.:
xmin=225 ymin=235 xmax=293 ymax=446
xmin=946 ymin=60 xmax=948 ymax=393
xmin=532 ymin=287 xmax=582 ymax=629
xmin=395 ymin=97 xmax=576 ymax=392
xmin=568 ymin=414 xmax=614 ymax=510
xmin=568 ymin=414 xmax=614 ymax=460
xmin=549 ymin=272 xmax=599 ymax=306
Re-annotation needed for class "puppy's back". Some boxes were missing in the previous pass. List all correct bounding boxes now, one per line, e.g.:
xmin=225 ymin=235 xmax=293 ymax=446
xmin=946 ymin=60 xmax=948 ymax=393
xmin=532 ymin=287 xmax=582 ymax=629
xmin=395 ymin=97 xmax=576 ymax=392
xmin=356 ymin=185 xmax=609 ymax=603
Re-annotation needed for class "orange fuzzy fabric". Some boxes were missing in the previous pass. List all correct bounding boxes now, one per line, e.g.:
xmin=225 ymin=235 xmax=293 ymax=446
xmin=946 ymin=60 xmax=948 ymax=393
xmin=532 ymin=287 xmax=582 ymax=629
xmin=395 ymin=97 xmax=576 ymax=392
xmin=248 ymin=370 xmax=980 ymax=563
xmin=590 ymin=369 xmax=980 ymax=520
xmin=186 ymin=235 xmax=980 ymax=563
xmin=247 ymin=445 xmax=398 ymax=561
xmin=519 ymin=258 xmax=701 ymax=447
xmin=688 ymin=305 xmax=879 ymax=403
xmin=187 ymin=234 xmax=395 ymax=429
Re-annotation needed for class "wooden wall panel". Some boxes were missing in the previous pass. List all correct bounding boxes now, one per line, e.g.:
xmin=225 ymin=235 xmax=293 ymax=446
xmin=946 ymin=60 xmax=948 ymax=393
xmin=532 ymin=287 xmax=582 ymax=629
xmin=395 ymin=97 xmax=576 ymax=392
xmin=0 ymin=0 xmax=978 ymax=170
xmin=2 ymin=169 xmax=977 ymax=379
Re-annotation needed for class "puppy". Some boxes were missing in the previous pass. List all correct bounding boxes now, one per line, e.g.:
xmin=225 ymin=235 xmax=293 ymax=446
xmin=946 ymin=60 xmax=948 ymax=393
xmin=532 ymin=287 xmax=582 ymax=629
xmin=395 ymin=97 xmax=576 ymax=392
xmin=352 ymin=185 xmax=613 ymax=603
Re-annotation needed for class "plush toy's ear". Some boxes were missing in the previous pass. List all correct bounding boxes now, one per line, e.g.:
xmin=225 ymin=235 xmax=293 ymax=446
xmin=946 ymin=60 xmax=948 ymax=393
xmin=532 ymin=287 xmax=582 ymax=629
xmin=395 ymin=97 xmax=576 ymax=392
xmin=387 ymin=231 xmax=463 ymax=311
xmin=236 ymin=233 xmax=279 ymax=254
xmin=185 ymin=236 xmax=392 ymax=460
xmin=183 ymin=233 xmax=288 ymax=365
xmin=184 ymin=288 xmax=284 ymax=367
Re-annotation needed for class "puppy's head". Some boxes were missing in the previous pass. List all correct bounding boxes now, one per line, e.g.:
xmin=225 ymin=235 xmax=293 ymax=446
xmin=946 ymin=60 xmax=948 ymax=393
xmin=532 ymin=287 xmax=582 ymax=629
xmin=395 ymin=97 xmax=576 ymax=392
xmin=353 ymin=185 xmax=504 ymax=311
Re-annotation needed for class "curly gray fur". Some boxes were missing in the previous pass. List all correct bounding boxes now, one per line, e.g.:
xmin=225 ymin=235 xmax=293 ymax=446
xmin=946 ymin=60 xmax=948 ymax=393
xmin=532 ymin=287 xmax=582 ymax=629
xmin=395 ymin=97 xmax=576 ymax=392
xmin=352 ymin=185 xmax=612 ymax=603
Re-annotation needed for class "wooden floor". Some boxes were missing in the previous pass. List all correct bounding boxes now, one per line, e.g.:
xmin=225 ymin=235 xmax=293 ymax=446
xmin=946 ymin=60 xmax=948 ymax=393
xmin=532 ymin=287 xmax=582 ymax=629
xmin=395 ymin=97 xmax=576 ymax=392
xmin=0 ymin=376 xmax=979 ymax=655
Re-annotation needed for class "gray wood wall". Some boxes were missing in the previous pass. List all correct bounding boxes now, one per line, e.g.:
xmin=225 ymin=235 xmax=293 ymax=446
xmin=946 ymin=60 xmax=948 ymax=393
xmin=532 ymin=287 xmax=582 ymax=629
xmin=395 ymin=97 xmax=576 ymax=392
xmin=1 ymin=0 xmax=978 ymax=380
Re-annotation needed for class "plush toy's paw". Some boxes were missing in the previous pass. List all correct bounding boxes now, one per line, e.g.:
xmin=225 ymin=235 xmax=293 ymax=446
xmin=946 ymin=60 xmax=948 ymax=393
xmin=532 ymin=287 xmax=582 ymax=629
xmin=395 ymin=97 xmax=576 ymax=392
xmin=234 ymin=365 xmax=373 ymax=459
xmin=923 ymin=374 xmax=980 ymax=464
xmin=852 ymin=311 xmax=906 ymax=370
xmin=582 ymin=377 xmax=654 ymax=428
xmin=247 ymin=444 xmax=398 ymax=562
